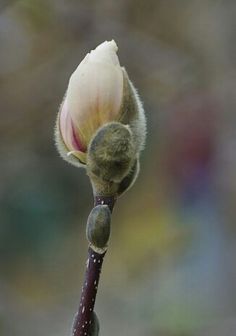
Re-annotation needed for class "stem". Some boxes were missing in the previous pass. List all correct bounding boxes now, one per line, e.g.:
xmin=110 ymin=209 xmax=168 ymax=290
xmin=72 ymin=195 xmax=116 ymax=336
xmin=94 ymin=195 xmax=116 ymax=212
xmin=72 ymin=248 xmax=105 ymax=336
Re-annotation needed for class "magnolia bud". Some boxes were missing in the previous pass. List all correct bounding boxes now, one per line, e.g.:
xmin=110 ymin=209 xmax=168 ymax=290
xmin=86 ymin=205 xmax=111 ymax=250
xmin=55 ymin=40 xmax=146 ymax=196
xmin=55 ymin=40 xmax=146 ymax=166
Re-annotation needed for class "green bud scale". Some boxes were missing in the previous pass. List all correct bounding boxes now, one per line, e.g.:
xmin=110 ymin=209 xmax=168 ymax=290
xmin=86 ymin=205 xmax=111 ymax=250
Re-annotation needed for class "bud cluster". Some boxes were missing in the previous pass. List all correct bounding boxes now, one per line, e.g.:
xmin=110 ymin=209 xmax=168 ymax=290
xmin=55 ymin=41 xmax=147 ymax=336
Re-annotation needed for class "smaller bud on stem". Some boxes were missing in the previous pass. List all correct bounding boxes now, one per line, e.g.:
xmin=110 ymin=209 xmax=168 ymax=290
xmin=86 ymin=205 xmax=111 ymax=251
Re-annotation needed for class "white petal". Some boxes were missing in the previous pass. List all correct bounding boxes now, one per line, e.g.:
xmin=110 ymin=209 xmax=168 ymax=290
xmin=66 ymin=40 xmax=123 ymax=144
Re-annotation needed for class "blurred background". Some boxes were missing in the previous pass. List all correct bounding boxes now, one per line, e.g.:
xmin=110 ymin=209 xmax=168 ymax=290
xmin=0 ymin=0 xmax=236 ymax=335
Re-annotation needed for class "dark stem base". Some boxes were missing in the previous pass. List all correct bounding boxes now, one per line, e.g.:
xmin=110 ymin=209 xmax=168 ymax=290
xmin=71 ymin=195 xmax=116 ymax=336
xmin=72 ymin=248 xmax=106 ymax=336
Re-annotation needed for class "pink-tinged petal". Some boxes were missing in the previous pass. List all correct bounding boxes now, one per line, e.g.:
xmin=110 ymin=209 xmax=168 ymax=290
xmin=59 ymin=99 xmax=87 ymax=154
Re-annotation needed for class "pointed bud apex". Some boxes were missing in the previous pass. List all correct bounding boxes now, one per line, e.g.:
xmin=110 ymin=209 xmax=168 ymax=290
xmin=86 ymin=205 xmax=111 ymax=250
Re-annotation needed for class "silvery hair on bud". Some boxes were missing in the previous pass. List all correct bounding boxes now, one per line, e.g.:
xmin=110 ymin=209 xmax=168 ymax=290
xmin=54 ymin=66 xmax=146 ymax=197
xmin=120 ymin=68 xmax=146 ymax=155
xmin=87 ymin=68 xmax=146 ymax=196
xmin=87 ymin=122 xmax=135 ymax=184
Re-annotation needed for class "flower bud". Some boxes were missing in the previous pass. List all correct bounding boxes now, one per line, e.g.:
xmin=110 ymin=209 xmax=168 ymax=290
xmin=55 ymin=40 xmax=146 ymax=169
